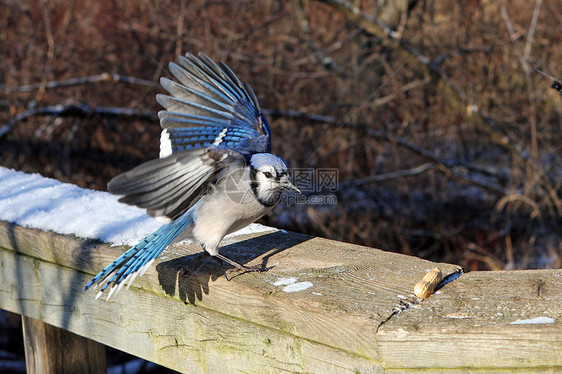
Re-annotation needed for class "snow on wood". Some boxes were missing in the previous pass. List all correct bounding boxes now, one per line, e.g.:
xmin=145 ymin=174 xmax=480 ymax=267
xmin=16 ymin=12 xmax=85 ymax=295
xmin=0 ymin=166 xmax=274 ymax=246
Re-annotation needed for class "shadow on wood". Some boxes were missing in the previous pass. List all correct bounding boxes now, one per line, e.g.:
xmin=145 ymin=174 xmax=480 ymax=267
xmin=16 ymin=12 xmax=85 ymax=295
xmin=156 ymin=231 xmax=311 ymax=304
xmin=4 ymin=221 xmax=103 ymax=332
xmin=1 ymin=219 xmax=560 ymax=372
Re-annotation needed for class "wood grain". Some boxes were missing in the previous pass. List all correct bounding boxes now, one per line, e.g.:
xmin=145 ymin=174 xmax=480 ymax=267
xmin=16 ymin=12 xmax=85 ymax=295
xmin=22 ymin=316 xmax=106 ymax=374
xmin=0 ymin=220 xmax=460 ymax=360
xmin=1 ymin=219 xmax=560 ymax=372
xmin=1 ymin=245 xmax=382 ymax=373
xmin=377 ymin=270 xmax=562 ymax=371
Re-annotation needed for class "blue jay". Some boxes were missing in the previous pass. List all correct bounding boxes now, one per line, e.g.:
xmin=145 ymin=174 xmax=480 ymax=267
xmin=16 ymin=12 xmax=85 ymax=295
xmin=84 ymin=52 xmax=299 ymax=300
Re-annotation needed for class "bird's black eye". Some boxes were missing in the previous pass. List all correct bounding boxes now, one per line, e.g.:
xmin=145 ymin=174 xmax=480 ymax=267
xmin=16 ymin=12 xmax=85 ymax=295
xmin=264 ymin=171 xmax=273 ymax=179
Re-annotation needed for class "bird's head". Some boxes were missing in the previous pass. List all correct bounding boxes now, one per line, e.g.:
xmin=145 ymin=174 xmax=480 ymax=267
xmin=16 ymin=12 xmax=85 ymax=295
xmin=249 ymin=153 xmax=300 ymax=206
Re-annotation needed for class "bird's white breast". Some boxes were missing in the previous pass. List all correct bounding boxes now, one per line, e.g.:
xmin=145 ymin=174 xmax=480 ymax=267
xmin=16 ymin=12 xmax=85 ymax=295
xmin=190 ymin=167 xmax=273 ymax=255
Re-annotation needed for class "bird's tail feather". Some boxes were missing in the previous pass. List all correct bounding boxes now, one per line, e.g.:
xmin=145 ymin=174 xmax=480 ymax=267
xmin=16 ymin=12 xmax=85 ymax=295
xmin=84 ymin=215 xmax=192 ymax=300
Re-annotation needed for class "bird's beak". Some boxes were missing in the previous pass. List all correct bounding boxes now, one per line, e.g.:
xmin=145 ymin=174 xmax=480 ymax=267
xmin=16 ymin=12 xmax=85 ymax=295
xmin=284 ymin=181 xmax=301 ymax=194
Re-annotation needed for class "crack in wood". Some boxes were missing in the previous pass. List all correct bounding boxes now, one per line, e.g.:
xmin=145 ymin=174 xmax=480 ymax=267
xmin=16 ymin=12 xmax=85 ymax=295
xmin=375 ymin=267 xmax=465 ymax=333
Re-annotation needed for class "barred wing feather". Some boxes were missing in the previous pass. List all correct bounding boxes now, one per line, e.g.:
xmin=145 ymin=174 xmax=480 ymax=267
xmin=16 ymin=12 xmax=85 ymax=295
xmin=157 ymin=52 xmax=271 ymax=157
xmin=108 ymin=148 xmax=243 ymax=221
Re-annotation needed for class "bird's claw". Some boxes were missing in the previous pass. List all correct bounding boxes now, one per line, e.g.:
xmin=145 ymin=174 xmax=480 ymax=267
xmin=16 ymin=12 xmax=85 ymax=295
xmin=224 ymin=263 xmax=275 ymax=281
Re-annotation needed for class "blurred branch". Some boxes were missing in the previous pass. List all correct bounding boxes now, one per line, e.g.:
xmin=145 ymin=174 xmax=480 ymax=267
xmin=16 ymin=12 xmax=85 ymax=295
xmin=40 ymin=0 xmax=55 ymax=77
xmin=345 ymin=163 xmax=434 ymax=186
xmin=324 ymin=29 xmax=362 ymax=56
xmin=500 ymin=1 xmax=537 ymax=158
xmin=1 ymin=73 xmax=159 ymax=94
xmin=264 ymin=76 xmax=429 ymax=124
xmin=500 ymin=3 xmax=562 ymax=216
xmin=266 ymin=106 xmax=508 ymax=196
xmin=175 ymin=0 xmax=188 ymax=57
xmin=293 ymin=0 xmax=345 ymax=75
xmin=263 ymin=108 xmax=337 ymax=124
xmin=524 ymin=0 xmax=543 ymax=60
xmin=534 ymin=67 xmax=562 ymax=96
xmin=371 ymin=76 xmax=430 ymax=106
xmin=314 ymin=0 xmax=400 ymax=40
xmin=534 ymin=67 xmax=561 ymax=83
xmin=366 ymin=129 xmax=508 ymax=197
xmin=1 ymin=102 xmax=157 ymax=139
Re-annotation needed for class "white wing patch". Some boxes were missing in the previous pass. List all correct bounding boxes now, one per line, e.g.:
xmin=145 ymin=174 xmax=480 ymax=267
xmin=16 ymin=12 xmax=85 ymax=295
xmin=213 ymin=128 xmax=228 ymax=146
xmin=154 ymin=216 xmax=173 ymax=224
xmin=159 ymin=129 xmax=172 ymax=158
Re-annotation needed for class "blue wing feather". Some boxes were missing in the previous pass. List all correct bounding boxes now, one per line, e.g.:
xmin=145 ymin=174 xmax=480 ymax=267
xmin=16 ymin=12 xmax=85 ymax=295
xmin=189 ymin=54 xmax=247 ymax=102
xmin=161 ymin=77 xmax=235 ymax=112
xmin=158 ymin=52 xmax=271 ymax=156
xmin=163 ymin=126 xmax=259 ymax=153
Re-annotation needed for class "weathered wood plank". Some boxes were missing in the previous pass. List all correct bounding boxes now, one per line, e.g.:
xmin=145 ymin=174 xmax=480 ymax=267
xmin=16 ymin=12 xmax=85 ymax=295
xmin=2 ymin=219 xmax=560 ymax=372
xmin=0 ymin=220 xmax=461 ymax=363
xmin=0 ymin=245 xmax=382 ymax=373
xmin=22 ymin=316 xmax=106 ymax=374
xmin=377 ymin=269 xmax=562 ymax=371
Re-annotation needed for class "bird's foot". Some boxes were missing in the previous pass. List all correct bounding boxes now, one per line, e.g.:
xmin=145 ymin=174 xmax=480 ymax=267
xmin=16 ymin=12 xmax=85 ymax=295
xmin=224 ymin=263 xmax=271 ymax=281
xmin=214 ymin=253 xmax=272 ymax=280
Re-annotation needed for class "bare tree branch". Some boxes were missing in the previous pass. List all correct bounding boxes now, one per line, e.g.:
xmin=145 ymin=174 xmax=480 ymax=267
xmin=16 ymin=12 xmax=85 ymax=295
xmin=500 ymin=1 xmax=538 ymax=158
xmin=293 ymin=0 xmax=345 ymax=75
xmin=535 ymin=67 xmax=562 ymax=96
xmin=366 ymin=129 xmax=508 ymax=197
xmin=534 ymin=67 xmax=562 ymax=96
xmin=1 ymin=73 xmax=159 ymax=94
xmin=524 ymin=0 xmax=543 ymax=60
xmin=263 ymin=76 xmax=429 ymax=125
xmin=345 ymin=163 xmax=434 ymax=186
xmin=0 ymin=102 xmax=157 ymax=138
xmin=265 ymin=106 xmax=509 ymax=196
xmin=315 ymin=0 xmax=515 ymax=150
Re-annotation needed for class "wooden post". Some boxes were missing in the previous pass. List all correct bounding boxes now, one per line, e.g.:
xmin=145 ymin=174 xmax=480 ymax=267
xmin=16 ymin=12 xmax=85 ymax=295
xmin=22 ymin=316 xmax=106 ymax=374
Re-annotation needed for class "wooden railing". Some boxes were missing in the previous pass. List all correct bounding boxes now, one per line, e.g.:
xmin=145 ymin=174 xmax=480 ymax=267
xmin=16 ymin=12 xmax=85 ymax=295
xmin=0 ymin=174 xmax=561 ymax=373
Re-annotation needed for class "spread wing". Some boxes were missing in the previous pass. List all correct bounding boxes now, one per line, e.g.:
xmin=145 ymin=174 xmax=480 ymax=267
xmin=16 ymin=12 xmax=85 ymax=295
xmin=108 ymin=53 xmax=272 ymax=222
xmin=108 ymin=147 xmax=244 ymax=222
xmin=157 ymin=52 xmax=271 ymax=158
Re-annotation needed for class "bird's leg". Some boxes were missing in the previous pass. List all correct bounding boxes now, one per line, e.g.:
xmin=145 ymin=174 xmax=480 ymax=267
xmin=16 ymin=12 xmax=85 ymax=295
xmin=213 ymin=253 xmax=269 ymax=280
